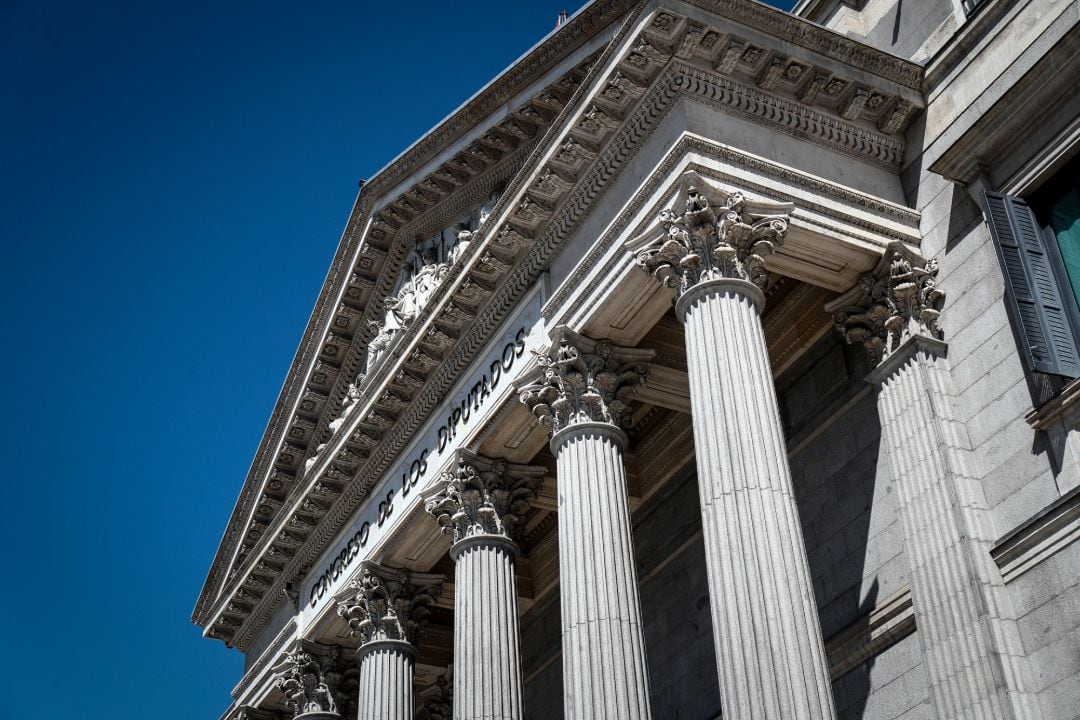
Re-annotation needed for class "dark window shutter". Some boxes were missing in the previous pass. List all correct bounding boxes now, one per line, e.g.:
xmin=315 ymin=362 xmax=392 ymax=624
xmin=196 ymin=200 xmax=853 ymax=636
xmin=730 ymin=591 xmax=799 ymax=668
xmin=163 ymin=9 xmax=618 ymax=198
xmin=982 ymin=191 xmax=1080 ymax=378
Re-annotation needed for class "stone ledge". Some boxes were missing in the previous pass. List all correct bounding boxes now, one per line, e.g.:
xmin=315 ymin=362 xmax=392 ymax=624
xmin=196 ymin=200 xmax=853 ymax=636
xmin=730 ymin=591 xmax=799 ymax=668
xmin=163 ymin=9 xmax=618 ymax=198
xmin=991 ymin=484 xmax=1080 ymax=584
xmin=1025 ymin=376 xmax=1080 ymax=432
xmin=825 ymin=586 xmax=916 ymax=680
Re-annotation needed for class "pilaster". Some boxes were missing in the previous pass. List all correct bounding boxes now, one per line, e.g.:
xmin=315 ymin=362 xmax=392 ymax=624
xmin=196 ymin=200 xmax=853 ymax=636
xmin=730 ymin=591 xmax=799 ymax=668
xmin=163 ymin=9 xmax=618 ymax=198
xmin=518 ymin=327 xmax=654 ymax=720
xmin=832 ymin=243 xmax=1036 ymax=719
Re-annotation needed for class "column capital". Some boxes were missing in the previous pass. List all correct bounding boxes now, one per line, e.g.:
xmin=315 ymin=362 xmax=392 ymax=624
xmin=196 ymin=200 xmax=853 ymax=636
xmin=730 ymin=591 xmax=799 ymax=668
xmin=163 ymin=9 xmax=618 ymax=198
xmin=422 ymin=449 xmax=544 ymax=547
xmin=272 ymin=641 xmax=342 ymax=718
xmin=829 ymin=241 xmax=946 ymax=369
xmin=336 ymin=562 xmax=443 ymax=648
xmin=518 ymin=326 xmax=653 ymax=435
xmin=628 ymin=171 xmax=791 ymax=298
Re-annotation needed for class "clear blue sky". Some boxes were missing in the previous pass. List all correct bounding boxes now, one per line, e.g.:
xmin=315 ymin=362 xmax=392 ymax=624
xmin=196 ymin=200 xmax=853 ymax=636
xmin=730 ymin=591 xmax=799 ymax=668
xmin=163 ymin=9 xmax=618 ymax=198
xmin=1 ymin=1 xmax=793 ymax=717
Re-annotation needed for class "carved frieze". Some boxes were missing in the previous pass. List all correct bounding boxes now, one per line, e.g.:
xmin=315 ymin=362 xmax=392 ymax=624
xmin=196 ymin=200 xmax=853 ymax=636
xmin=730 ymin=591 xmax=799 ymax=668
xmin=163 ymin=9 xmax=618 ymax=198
xmin=423 ymin=450 xmax=544 ymax=544
xmin=518 ymin=327 xmax=653 ymax=433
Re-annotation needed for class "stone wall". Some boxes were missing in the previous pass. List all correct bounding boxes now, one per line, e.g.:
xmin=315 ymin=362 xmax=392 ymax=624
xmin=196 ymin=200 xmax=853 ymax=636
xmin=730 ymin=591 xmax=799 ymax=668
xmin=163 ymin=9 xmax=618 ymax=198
xmin=1010 ymin=540 xmax=1080 ymax=719
xmin=901 ymin=1 xmax=1080 ymax=713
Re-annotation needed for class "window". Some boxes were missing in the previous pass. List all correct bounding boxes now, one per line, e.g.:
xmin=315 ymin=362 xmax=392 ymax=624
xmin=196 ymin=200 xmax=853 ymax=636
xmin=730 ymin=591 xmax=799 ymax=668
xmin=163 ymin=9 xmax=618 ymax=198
xmin=982 ymin=155 xmax=1080 ymax=379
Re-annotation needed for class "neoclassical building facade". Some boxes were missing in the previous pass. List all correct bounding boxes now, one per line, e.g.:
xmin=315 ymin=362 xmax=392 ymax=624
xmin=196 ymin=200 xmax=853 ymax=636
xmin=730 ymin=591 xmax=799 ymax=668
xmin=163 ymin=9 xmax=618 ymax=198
xmin=194 ymin=1 xmax=1080 ymax=718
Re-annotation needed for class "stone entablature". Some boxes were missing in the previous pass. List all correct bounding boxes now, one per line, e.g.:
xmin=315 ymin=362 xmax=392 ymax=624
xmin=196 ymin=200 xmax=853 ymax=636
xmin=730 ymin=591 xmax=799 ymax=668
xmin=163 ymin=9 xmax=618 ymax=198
xmin=196 ymin=1 xmax=926 ymax=653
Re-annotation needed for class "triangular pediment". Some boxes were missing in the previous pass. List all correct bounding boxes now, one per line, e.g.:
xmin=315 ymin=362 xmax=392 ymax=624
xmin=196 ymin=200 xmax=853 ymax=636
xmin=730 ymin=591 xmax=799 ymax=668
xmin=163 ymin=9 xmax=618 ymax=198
xmin=196 ymin=0 xmax=926 ymax=652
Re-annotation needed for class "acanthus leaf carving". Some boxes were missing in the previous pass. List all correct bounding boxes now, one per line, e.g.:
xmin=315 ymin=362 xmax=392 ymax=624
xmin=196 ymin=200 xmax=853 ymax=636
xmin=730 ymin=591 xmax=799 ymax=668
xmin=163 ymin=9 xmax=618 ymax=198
xmin=831 ymin=241 xmax=945 ymax=367
xmin=629 ymin=172 xmax=792 ymax=296
xmin=422 ymin=450 xmax=544 ymax=544
xmin=335 ymin=562 xmax=443 ymax=646
xmin=518 ymin=326 xmax=654 ymax=434
xmin=273 ymin=643 xmax=341 ymax=717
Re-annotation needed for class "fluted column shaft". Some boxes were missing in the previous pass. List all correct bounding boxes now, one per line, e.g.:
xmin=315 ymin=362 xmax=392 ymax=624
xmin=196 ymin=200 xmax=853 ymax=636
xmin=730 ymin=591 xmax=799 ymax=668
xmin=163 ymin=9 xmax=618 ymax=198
xmin=357 ymin=640 xmax=415 ymax=720
xmin=872 ymin=338 xmax=1035 ymax=719
xmin=552 ymin=422 xmax=653 ymax=720
xmin=679 ymin=278 xmax=836 ymax=720
xmin=451 ymin=536 xmax=524 ymax=720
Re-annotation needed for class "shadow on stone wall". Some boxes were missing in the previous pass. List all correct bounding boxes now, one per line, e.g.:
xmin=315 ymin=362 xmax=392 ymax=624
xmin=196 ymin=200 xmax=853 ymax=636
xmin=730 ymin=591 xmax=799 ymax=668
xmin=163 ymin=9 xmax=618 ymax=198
xmin=782 ymin=331 xmax=883 ymax=719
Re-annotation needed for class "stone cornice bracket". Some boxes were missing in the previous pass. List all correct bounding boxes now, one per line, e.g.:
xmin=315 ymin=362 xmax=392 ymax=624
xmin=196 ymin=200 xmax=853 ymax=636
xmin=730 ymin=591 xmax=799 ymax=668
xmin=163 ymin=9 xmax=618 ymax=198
xmin=335 ymin=561 xmax=443 ymax=648
xmin=626 ymin=171 xmax=793 ymax=297
xmin=518 ymin=326 xmax=655 ymax=435
xmin=272 ymin=641 xmax=342 ymax=717
xmin=422 ymin=449 xmax=545 ymax=546
xmin=826 ymin=240 xmax=946 ymax=368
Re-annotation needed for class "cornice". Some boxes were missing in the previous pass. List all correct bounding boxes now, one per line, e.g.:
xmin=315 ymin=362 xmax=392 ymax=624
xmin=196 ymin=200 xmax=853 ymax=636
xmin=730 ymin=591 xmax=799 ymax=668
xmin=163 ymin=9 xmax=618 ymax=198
xmin=197 ymin=0 xmax=926 ymax=647
xmin=684 ymin=0 xmax=922 ymax=90
xmin=202 ymin=1 xmax=651 ymax=649
xmin=1026 ymin=377 xmax=1080 ymax=432
xmin=193 ymin=14 xmax=616 ymax=624
xmin=231 ymin=619 xmax=297 ymax=706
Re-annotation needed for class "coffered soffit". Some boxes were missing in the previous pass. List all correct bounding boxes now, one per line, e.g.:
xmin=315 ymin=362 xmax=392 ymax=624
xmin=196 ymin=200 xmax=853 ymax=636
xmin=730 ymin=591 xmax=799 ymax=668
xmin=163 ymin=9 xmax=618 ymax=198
xmin=196 ymin=0 xmax=925 ymax=650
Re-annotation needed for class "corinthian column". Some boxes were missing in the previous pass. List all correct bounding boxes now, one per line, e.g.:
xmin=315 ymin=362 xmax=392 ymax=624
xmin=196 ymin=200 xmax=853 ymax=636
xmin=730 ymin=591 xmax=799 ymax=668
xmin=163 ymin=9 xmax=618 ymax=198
xmin=423 ymin=450 xmax=544 ymax=720
xmin=273 ymin=641 xmax=342 ymax=720
xmin=519 ymin=328 xmax=654 ymax=720
xmin=832 ymin=244 xmax=1035 ymax=720
xmin=630 ymin=176 xmax=836 ymax=720
xmin=336 ymin=562 xmax=443 ymax=720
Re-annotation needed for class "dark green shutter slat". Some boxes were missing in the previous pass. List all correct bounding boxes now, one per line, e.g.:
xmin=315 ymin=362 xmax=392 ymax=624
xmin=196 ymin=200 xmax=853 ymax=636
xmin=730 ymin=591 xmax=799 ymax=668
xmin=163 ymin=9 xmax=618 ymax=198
xmin=982 ymin=191 xmax=1080 ymax=378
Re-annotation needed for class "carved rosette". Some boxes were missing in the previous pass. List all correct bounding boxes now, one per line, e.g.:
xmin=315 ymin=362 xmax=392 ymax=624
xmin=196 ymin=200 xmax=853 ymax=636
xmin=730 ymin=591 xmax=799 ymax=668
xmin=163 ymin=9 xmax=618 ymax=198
xmin=831 ymin=242 xmax=945 ymax=366
xmin=633 ymin=184 xmax=789 ymax=295
xmin=274 ymin=643 xmax=341 ymax=717
xmin=518 ymin=326 xmax=653 ymax=434
xmin=336 ymin=562 xmax=443 ymax=647
xmin=422 ymin=450 xmax=544 ymax=544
